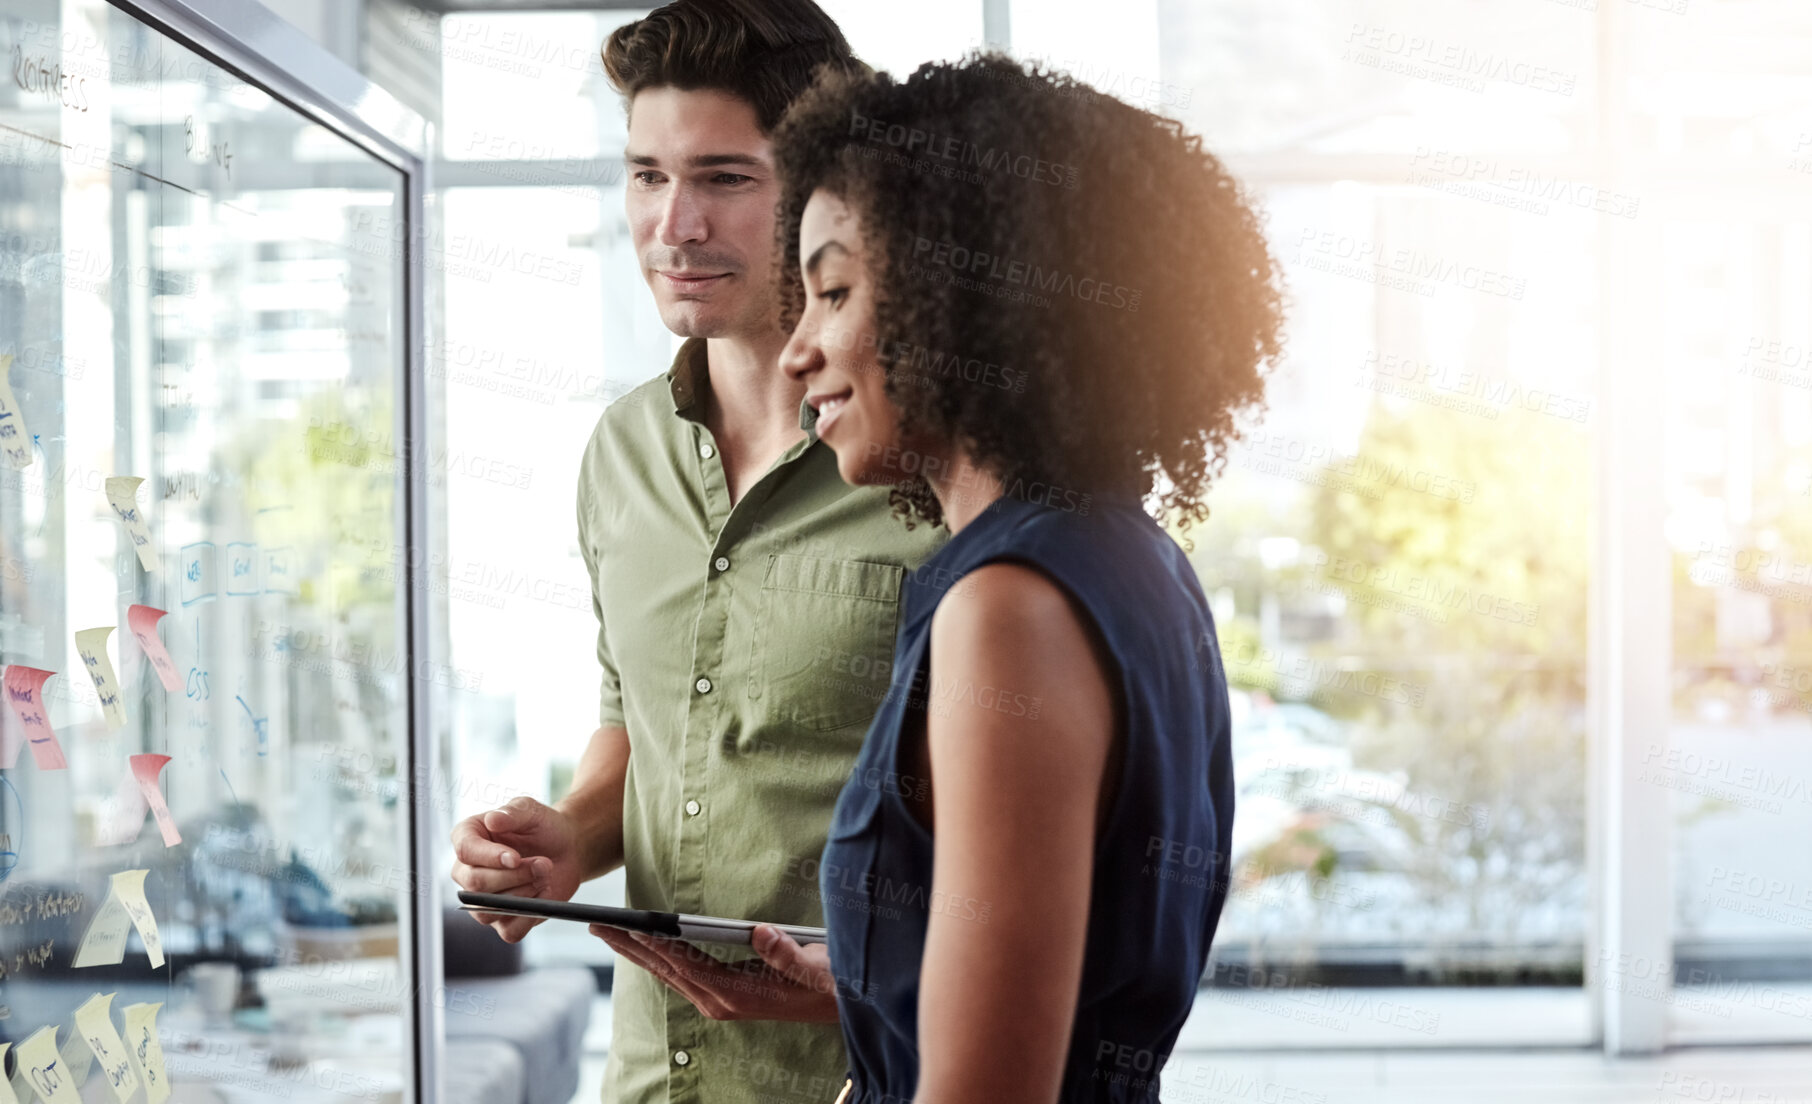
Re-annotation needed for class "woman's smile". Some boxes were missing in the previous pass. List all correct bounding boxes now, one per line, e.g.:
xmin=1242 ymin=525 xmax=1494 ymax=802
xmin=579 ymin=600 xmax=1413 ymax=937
xmin=809 ymin=389 xmax=854 ymax=435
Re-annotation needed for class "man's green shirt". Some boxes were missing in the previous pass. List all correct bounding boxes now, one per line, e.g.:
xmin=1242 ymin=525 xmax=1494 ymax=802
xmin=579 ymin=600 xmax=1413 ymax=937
xmin=577 ymin=338 xmax=944 ymax=1104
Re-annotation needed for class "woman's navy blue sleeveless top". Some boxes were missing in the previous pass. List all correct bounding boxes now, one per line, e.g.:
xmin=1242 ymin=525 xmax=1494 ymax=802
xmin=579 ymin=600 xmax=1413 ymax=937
xmin=819 ymin=493 xmax=1236 ymax=1103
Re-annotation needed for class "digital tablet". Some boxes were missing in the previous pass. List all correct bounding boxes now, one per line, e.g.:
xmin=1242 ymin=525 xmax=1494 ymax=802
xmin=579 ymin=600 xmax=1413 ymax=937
xmin=457 ymin=890 xmax=829 ymax=947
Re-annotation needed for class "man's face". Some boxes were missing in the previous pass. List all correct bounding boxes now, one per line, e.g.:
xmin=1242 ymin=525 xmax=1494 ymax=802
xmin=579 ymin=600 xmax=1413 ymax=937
xmin=624 ymin=86 xmax=780 ymax=340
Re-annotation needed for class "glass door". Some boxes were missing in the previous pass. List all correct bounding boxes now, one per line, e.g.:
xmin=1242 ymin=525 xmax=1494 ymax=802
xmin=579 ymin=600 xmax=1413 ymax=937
xmin=1 ymin=0 xmax=428 ymax=1099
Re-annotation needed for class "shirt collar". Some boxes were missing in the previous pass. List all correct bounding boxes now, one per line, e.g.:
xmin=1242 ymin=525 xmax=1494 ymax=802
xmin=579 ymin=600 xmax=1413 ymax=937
xmin=664 ymin=336 xmax=822 ymax=441
xmin=798 ymin=392 xmax=820 ymax=439
xmin=665 ymin=337 xmax=708 ymax=421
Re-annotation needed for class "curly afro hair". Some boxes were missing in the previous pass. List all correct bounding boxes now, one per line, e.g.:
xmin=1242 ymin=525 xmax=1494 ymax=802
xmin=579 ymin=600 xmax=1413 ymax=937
xmin=771 ymin=51 xmax=1285 ymax=532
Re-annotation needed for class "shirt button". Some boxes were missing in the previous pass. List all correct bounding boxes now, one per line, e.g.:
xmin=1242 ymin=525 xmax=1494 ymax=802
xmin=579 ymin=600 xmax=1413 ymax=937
xmin=695 ymin=677 xmax=713 ymax=694
xmin=685 ymin=800 xmax=701 ymax=817
xmin=699 ymin=443 xmax=715 ymax=460
xmin=673 ymin=1050 xmax=690 ymax=1067
xmin=713 ymin=556 xmax=730 ymax=572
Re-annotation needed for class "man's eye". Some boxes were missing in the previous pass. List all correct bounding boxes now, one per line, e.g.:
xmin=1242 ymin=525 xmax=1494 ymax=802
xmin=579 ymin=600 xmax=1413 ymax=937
xmin=714 ymin=173 xmax=752 ymax=185
xmin=633 ymin=171 xmax=664 ymax=186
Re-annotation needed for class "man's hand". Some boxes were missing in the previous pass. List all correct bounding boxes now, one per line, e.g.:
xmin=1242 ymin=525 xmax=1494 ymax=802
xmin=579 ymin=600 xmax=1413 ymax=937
xmin=591 ymin=924 xmax=841 ymax=1023
xmin=450 ymin=796 xmax=584 ymax=942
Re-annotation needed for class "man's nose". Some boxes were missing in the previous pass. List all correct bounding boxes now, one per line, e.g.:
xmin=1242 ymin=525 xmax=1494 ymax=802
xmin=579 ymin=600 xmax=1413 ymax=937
xmin=656 ymin=185 xmax=707 ymax=245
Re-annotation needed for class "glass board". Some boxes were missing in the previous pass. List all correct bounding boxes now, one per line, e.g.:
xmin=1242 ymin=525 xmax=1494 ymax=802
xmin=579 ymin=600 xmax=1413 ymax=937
xmin=2 ymin=1 xmax=416 ymax=1100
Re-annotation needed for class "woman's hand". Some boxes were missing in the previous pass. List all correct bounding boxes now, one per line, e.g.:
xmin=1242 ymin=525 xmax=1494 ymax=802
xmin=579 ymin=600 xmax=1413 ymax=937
xmin=591 ymin=923 xmax=841 ymax=1023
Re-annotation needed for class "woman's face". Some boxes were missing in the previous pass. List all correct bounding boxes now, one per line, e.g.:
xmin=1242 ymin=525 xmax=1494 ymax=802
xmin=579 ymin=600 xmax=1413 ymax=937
xmin=780 ymin=189 xmax=916 ymax=487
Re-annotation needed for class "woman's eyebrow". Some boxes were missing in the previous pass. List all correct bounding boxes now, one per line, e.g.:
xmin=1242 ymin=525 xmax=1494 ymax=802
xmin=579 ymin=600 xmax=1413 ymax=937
xmin=804 ymin=240 xmax=852 ymax=278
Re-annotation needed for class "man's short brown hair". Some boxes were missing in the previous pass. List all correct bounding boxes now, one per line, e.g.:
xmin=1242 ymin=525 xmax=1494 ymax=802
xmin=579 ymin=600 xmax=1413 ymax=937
xmin=602 ymin=0 xmax=863 ymax=133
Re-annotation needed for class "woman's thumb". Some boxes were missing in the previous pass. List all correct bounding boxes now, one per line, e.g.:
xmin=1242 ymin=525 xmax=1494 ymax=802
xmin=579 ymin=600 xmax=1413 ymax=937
xmin=753 ymin=925 xmax=796 ymax=972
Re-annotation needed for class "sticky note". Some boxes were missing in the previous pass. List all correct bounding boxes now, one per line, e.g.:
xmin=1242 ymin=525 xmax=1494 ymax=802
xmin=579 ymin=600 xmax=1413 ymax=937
xmin=73 ymin=628 xmax=127 ymax=730
xmin=74 ymin=869 xmax=164 ymax=970
xmin=74 ymin=994 xmax=139 ymax=1103
xmin=104 ymin=477 xmax=159 ymax=572
xmin=15 ymin=1027 xmax=80 ymax=1104
xmin=178 ymin=542 xmax=217 ymax=606
xmin=96 ymin=766 xmax=148 ymax=847
xmin=2 ymin=1045 xmax=27 ymax=1104
xmin=53 ymin=1033 xmax=88 ymax=1089
xmin=126 ymin=606 xmax=183 ymax=693
xmin=121 ymin=1004 xmax=168 ymax=1104
xmin=131 ymin=755 xmax=179 ymax=847
xmin=96 ymin=757 xmax=178 ymax=848
xmin=0 ymin=355 xmax=31 ymax=469
xmin=72 ymin=891 xmax=132 ymax=968
xmin=3 ymin=666 xmax=65 ymax=770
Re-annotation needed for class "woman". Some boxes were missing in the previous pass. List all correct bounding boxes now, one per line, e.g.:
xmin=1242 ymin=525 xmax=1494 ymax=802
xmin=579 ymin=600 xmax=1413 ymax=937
xmin=603 ymin=53 xmax=1283 ymax=1102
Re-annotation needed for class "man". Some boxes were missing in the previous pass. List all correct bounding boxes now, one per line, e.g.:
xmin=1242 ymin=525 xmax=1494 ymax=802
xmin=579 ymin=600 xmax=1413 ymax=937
xmin=448 ymin=1 xmax=943 ymax=1102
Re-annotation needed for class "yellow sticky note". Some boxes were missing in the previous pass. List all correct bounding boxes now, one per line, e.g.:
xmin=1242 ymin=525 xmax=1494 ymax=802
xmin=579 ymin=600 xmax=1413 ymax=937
xmin=0 ymin=355 xmax=30 ymax=469
xmin=72 ymin=882 xmax=131 ymax=966
xmin=121 ymin=1003 xmax=169 ymax=1104
xmin=115 ymin=869 xmax=165 ymax=968
xmin=73 ymin=870 xmax=164 ymax=970
xmin=74 ymin=994 xmax=140 ymax=1103
xmin=73 ymin=627 xmax=127 ymax=731
xmin=104 ymin=476 xmax=160 ymax=572
xmin=4 ymin=1047 xmax=28 ymax=1104
xmin=15 ymin=1027 xmax=81 ymax=1104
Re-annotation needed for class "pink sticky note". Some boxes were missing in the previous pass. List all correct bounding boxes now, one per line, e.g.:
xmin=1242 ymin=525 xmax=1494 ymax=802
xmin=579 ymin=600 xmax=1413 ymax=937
xmin=3 ymin=666 xmax=66 ymax=770
xmin=130 ymin=754 xmax=180 ymax=846
xmin=127 ymin=606 xmax=184 ymax=693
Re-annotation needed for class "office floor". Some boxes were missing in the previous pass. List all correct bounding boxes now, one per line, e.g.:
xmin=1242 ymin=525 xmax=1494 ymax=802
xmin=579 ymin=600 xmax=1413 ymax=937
xmin=568 ymin=992 xmax=1812 ymax=1103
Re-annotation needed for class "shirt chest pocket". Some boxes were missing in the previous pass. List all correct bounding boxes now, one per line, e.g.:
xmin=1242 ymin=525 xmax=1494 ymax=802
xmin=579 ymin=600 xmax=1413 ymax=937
xmin=749 ymin=553 xmax=903 ymax=732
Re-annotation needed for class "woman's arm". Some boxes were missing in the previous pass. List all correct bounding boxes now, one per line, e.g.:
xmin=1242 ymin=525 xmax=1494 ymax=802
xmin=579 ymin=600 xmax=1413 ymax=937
xmin=914 ymin=562 xmax=1118 ymax=1104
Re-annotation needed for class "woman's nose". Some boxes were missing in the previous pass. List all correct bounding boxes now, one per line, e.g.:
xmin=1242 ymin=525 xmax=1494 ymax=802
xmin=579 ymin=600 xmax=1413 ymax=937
xmin=779 ymin=320 xmax=822 ymax=382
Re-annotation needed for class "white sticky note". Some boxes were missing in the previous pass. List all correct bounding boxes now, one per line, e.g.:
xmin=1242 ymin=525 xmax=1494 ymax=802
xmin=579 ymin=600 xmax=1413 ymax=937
xmin=74 ymin=870 xmax=164 ymax=970
xmin=104 ymin=476 xmax=160 ymax=572
xmin=74 ymin=994 xmax=139 ymax=1103
xmin=96 ymin=766 xmax=149 ymax=847
xmin=0 ymin=355 xmax=31 ymax=469
xmin=121 ymin=1003 xmax=170 ymax=1104
xmin=73 ymin=627 xmax=127 ymax=731
xmin=16 ymin=1027 xmax=81 ymax=1104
